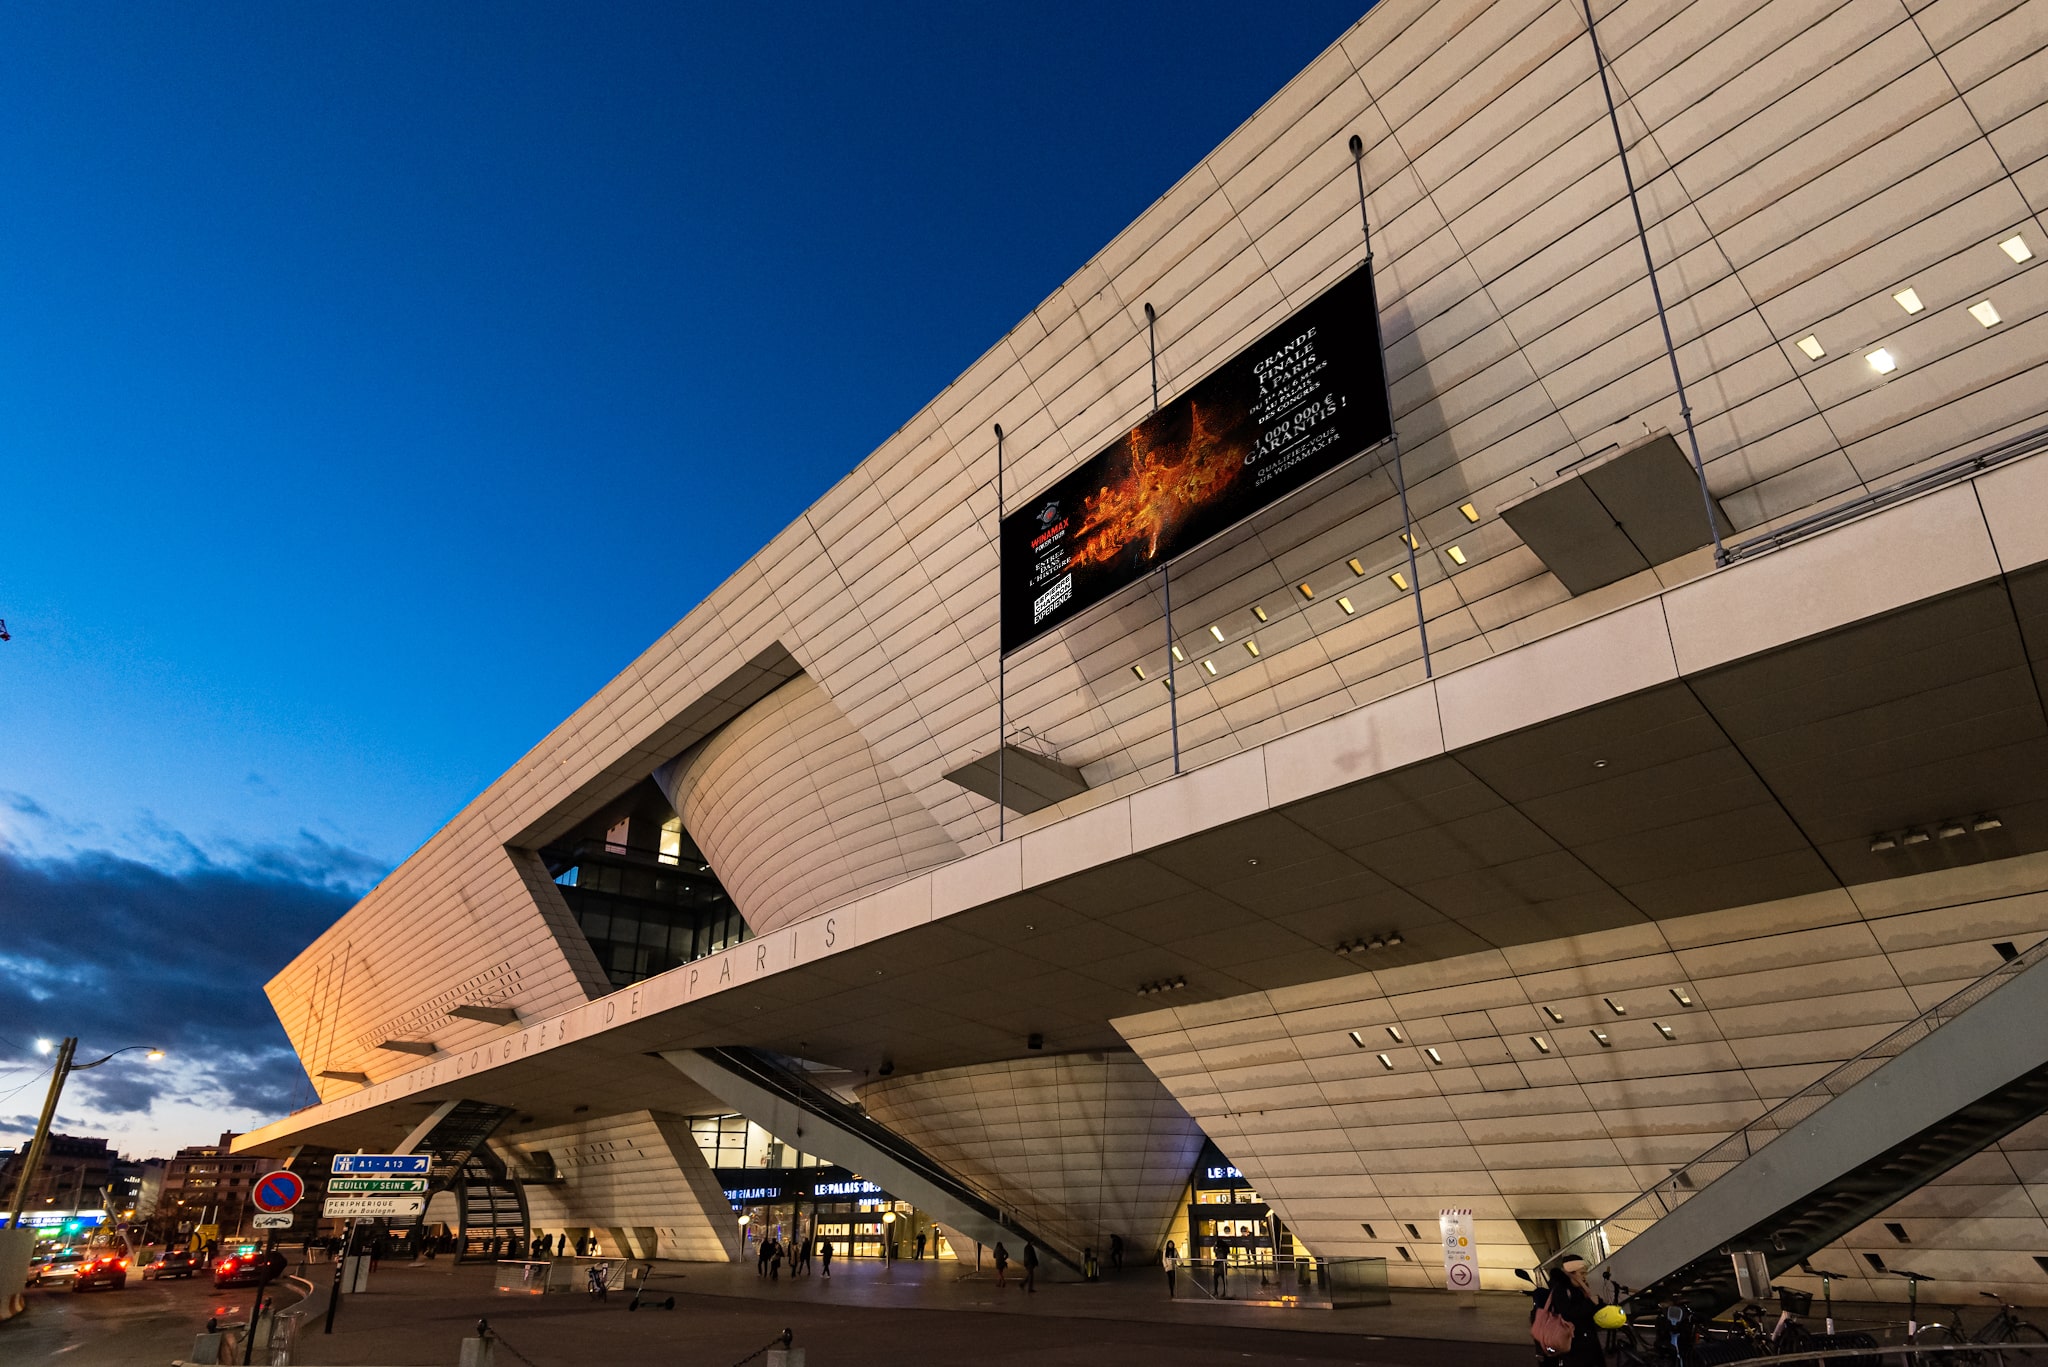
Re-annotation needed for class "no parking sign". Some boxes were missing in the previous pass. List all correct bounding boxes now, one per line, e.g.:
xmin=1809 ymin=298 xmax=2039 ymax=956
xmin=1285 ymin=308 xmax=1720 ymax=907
xmin=252 ymin=1170 xmax=306 ymax=1213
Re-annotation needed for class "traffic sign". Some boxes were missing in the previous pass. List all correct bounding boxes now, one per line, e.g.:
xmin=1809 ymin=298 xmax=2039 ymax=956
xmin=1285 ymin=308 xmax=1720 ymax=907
xmin=253 ymin=1213 xmax=293 ymax=1230
xmin=322 ymin=1195 xmax=426 ymax=1218
xmin=331 ymin=1154 xmax=430 ymax=1174
xmin=326 ymin=1176 xmax=428 ymax=1193
xmin=252 ymin=1170 xmax=306 ymax=1213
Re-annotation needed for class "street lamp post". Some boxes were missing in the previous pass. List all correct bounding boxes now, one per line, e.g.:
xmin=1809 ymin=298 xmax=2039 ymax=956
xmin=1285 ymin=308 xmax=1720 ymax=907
xmin=5 ymin=1038 xmax=164 ymax=1235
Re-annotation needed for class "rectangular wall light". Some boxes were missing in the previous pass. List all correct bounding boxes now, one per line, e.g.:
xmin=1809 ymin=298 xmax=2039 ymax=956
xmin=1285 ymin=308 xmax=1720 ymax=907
xmin=1338 ymin=595 xmax=1355 ymax=614
xmin=1389 ymin=571 xmax=1408 ymax=590
xmin=1446 ymin=545 xmax=1466 ymax=565
xmin=2003 ymin=235 xmax=2034 ymax=263
xmin=1867 ymin=348 xmax=1897 ymax=375
xmin=1531 ymin=1035 xmax=1551 ymax=1053
xmin=1796 ymin=335 xmax=1825 ymax=359
xmin=1423 ymin=1046 xmax=1443 ymax=1064
xmin=1208 ymin=624 xmax=1224 ymax=642
xmin=1654 ymin=1022 xmax=1676 ymax=1040
xmin=1243 ymin=640 xmax=1259 ymax=657
xmin=1970 ymin=299 xmax=2002 ymax=327
xmin=1377 ymin=1053 xmax=1393 ymax=1070
xmin=1893 ymin=287 xmax=1924 ymax=314
xmin=1347 ymin=1030 xmax=1366 ymax=1048
xmin=1251 ymin=605 xmax=1268 ymax=622
xmin=1297 ymin=583 xmax=1314 ymax=599
xmin=1201 ymin=658 xmax=1217 ymax=675
xmin=1131 ymin=664 xmax=1146 ymax=680
xmin=1170 ymin=644 xmax=1185 ymax=662
xmin=1459 ymin=503 xmax=1479 ymax=522
xmin=1347 ymin=557 xmax=1365 ymax=576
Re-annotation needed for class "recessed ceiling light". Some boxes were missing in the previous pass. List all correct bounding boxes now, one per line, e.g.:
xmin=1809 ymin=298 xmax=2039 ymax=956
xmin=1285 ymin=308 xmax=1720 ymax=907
xmin=1867 ymin=348 xmax=1897 ymax=375
xmin=1377 ymin=1053 xmax=1394 ymax=1070
xmin=1459 ymin=503 xmax=1479 ymax=522
xmin=1974 ymin=816 xmax=2003 ymax=832
xmin=1869 ymin=835 xmax=1896 ymax=852
xmin=1389 ymin=571 xmax=1409 ymax=590
xmin=1604 ymin=997 xmax=1627 ymax=1016
xmin=1386 ymin=1025 xmax=1403 ymax=1042
xmin=1796 ymin=335 xmax=1826 ymax=360
xmin=1338 ymin=595 xmax=1355 ymax=614
xmin=1208 ymin=624 xmax=1225 ymax=642
xmin=1297 ymin=583 xmax=1314 ymax=600
xmin=1654 ymin=1022 xmax=1676 ymax=1040
xmin=1243 ymin=640 xmax=1259 ymax=657
xmin=1893 ymin=288 xmax=1924 ymax=314
xmin=1201 ymin=658 xmax=1217 ymax=675
xmin=1348 ymin=557 xmax=1366 ymax=576
xmin=1400 ymin=534 xmax=1419 ymax=551
xmin=1902 ymin=829 xmax=1931 ymax=845
xmin=1131 ymin=664 xmax=1147 ymax=680
xmin=2002 ymin=235 xmax=2033 ymax=263
xmin=1591 ymin=1030 xmax=1611 ymax=1048
xmin=1347 ymin=1030 xmax=1366 ymax=1048
xmin=1670 ymin=988 xmax=1693 ymax=1007
xmin=1423 ymin=1047 xmax=1443 ymax=1064
xmin=1542 ymin=1006 xmax=1564 ymax=1023
xmin=1938 ymin=822 xmax=1968 ymax=840
xmin=1446 ymin=545 xmax=1466 ymax=565
xmin=1170 ymin=644 xmax=1185 ymax=662
xmin=1531 ymin=1035 xmax=1551 ymax=1054
xmin=1251 ymin=605 xmax=1268 ymax=622
xmin=1970 ymin=299 xmax=2002 ymax=327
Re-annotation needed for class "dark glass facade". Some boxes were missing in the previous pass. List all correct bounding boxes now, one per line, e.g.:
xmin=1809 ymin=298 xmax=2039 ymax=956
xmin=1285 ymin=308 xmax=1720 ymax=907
xmin=544 ymin=828 xmax=749 ymax=988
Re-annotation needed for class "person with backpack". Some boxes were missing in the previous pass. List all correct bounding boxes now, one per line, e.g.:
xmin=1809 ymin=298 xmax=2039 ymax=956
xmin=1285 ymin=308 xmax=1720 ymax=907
xmin=1531 ymin=1257 xmax=1607 ymax=1365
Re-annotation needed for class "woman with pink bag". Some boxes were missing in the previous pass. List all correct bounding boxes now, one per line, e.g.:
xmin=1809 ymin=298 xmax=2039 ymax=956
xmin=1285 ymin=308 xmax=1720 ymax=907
xmin=1531 ymin=1257 xmax=1608 ymax=1364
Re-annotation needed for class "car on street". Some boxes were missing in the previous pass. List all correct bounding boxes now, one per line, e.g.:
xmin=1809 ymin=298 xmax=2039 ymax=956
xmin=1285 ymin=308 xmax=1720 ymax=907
xmin=142 ymin=1250 xmax=199 ymax=1279
xmin=72 ymin=1252 xmax=130 ymax=1291
xmin=28 ymin=1251 xmax=86 ymax=1286
xmin=212 ymin=1249 xmax=287 ymax=1288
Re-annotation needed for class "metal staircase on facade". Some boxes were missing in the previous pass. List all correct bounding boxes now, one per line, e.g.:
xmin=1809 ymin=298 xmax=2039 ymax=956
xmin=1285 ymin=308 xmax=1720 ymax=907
xmin=1542 ymin=937 xmax=2048 ymax=1312
xmin=396 ymin=1100 xmax=527 ymax=1259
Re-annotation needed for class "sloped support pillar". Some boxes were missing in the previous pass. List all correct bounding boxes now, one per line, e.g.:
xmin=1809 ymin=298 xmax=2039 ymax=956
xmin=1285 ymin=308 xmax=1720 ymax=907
xmin=495 ymin=1110 xmax=739 ymax=1262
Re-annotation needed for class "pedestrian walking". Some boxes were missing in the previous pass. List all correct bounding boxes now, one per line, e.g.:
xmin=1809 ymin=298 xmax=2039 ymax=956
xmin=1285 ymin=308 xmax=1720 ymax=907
xmin=1163 ymin=1239 xmax=1178 ymax=1298
xmin=819 ymin=1236 xmax=834 ymax=1279
xmin=1109 ymin=1233 xmax=1123 ymax=1271
xmin=993 ymin=1241 xmax=1009 ymax=1288
xmin=756 ymin=1233 xmax=770 ymax=1278
xmin=914 ymin=1230 xmax=927 ymax=1261
xmin=1022 ymin=1242 xmax=1038 ymax=1293
xmin=1213 ymin=1252 xmax=1227 ymax=1297
xmin=768 ymin=1235 xmax=783 ymax=1281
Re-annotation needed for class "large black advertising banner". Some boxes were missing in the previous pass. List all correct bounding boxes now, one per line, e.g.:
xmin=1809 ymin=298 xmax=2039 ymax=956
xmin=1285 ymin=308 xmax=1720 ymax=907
xmin=1000 ymin=261 xmax=1393 ymax=654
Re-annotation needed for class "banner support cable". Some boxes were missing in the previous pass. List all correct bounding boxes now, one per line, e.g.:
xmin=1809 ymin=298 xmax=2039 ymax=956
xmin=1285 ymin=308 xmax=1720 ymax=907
xmin=1145 ymin=302 xmax=1180 ymax=774
xmin=1580 ymin=0 xmax=1724 ymax=566
xmin=1351 ymin=135 xmax=1431 ymax=679
xmin=994 ymin=422 xmax=1006 ymax=841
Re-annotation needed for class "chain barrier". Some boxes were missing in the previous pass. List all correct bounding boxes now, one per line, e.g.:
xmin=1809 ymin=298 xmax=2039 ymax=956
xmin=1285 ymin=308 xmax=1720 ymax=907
xmin=726 ymin=1329 xmax=794 ymax=1367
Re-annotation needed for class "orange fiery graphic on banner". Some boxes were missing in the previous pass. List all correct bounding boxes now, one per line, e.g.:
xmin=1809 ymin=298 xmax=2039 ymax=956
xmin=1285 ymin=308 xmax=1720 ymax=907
xmin=1067 ymin=405 xmax=1245 ymax=572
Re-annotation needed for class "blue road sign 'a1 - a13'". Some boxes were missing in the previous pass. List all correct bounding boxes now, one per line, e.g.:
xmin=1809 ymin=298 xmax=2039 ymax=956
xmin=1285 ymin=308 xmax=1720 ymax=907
xmin=331 ymin=1154 xmax=430 ymax=1174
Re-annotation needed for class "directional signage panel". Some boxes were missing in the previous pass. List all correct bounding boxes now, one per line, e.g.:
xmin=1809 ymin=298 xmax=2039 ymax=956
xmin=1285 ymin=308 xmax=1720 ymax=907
xmin=326 ymin=1177 xmax=429 ymax=1193
xmin=322 ymin=1194 xmax=426 ymax=1218
xmin=331 ymin=1154 xmax=431 ymax=1174
xmin=251 ymin=1170 xmax=305 ymax=1213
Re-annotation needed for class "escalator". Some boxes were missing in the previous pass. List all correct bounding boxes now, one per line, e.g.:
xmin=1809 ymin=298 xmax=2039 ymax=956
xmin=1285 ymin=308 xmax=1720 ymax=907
xmin=664 ymin=1046 xmax=1081 ymax=1272
xmin=1547 ymin=938 xmax=2048 ymax=1312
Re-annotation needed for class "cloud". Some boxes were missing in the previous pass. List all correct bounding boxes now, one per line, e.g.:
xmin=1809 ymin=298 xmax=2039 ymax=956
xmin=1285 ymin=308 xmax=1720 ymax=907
xmin=0 ymin=828 xmax=382 ymax=1149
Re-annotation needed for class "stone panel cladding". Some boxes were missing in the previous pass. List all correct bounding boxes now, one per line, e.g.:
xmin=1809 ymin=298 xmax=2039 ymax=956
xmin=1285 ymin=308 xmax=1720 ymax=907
xmin=858 ymin=1051 xmax=1207 ymax=1262
xmin=498 ymin=1110 xmax=740 ymax=1263
xmin=1119 ymin=849 xmax=2048 ymax=1303
xmin=656 ymin=673 xmax=960 ymax=935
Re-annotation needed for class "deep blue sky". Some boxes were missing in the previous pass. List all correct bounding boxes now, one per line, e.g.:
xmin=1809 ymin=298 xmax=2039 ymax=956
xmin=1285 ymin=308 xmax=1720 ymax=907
xmin=0 ymin=1 xmax=1369 ymax=1153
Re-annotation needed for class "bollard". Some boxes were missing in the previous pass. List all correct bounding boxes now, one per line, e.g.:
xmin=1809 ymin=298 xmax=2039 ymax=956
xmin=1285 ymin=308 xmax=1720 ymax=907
xmin=190 ymin=1331 xmax=229 ymax=1365
xmin=459 ymin=1318 xmax=497 ymax=1367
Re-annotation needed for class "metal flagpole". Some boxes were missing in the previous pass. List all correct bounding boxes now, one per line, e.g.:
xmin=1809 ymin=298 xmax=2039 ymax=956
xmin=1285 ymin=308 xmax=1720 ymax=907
xmin=1351 ymin=134 xmax=1431 ymax=678
xmin=1580 ymin=0 xmax=1724 ymax=565
xmin=994 ymin=423 xmax=1006 ymax=840
xmin=1145 ymin=303 xmax=1180 ymax=773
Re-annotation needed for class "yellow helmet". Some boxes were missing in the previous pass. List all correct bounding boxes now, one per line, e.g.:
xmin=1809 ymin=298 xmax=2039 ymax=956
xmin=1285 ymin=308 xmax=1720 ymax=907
xmin=1594 ymin=1305 xmax=1628 ymax=1330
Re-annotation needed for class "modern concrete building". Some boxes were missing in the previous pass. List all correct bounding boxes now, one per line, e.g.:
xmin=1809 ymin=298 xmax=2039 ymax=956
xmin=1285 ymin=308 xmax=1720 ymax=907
xmin=238 ymin=0 xmax=2048 ymax=1309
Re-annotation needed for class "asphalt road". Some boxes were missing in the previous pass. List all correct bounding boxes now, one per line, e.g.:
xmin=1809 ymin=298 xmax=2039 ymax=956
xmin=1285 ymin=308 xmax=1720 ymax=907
xmin=0 ymin=1267 xmax=305 ymax=1366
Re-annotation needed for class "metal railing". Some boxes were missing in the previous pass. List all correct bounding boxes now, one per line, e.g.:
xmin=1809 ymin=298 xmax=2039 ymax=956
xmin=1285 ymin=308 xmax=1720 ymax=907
xmin=1690 ymin=1345 xmax=2048 ymax=1365
xmin=1545 ymin=936 xmax=2048 ymax=1275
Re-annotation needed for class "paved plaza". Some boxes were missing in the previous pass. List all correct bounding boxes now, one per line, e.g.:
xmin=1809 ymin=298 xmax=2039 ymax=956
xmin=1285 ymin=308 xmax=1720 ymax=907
xmin=0 ymin=1255 xmax=1542 ymax=1367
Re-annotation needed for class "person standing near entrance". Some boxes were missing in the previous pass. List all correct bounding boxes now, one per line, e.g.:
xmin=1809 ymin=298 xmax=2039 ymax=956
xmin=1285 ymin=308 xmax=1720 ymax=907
xmin=819 ymin=1236 xmax=833 ymax=1279
xmin=914 ymin=1230 xmax=927 ymax=1261
xmin=1162 ymin=1240 xmax=1179 ymax=1298
xmin=1021 ymin=1242 xmax=1038 ymax=1293
xmin=993 ymin=1241 xmax=1009 ymax=1288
